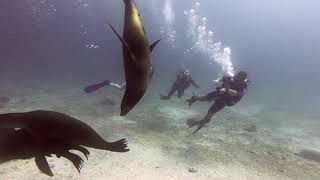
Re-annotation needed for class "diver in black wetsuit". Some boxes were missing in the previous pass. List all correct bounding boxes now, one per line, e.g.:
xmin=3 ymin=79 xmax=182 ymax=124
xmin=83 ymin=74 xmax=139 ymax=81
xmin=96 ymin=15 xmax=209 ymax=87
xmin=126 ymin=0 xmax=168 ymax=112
xmin=160 ymin=69 xmax=200 ymax=100
xmin=186 ymin=71 xmax=250 ymax=133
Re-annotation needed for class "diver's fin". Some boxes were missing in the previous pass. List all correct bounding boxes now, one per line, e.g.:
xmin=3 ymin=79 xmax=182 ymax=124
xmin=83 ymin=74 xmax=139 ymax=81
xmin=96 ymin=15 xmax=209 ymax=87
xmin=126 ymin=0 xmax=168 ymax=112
xmin=84 ymin=80 xmax=110 ymax=93
xmin=192 ymin=124 xmax=204 ymax=134
xmin=150 ymin=39 xmax=161 ymax=52
xmin=108 ymin=24 xmax=137 ymax=63
xmin=35 ymin=155 xmax=54 ymax=176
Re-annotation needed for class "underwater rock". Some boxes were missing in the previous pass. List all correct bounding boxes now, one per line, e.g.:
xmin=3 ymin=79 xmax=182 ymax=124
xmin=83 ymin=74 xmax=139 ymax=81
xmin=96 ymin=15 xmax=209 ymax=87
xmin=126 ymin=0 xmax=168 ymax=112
xmin=188 ymin=167 xmax=197 ymax=173
xmin=243 ymin=125 xmax=257 ymax=132
xmin=295 ymin=149 xmax=320 ymax=163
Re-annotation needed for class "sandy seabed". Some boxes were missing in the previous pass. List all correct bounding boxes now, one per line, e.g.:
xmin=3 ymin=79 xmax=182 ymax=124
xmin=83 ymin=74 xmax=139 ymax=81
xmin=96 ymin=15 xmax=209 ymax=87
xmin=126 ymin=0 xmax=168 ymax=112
xmin=0 ymin=83 xmax=320 ymax=180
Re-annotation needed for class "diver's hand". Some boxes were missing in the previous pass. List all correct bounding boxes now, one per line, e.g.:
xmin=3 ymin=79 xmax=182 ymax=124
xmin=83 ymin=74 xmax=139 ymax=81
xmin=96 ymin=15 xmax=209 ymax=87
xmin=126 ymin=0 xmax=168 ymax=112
xmin=219 ymin=88 xmax=227 ymax=94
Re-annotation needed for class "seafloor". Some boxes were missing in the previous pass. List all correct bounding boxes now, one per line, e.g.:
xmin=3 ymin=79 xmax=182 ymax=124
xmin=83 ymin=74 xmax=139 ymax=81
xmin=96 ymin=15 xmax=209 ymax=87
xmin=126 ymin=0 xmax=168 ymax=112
xmin=0 ymin=82 xmax=320 ymax=180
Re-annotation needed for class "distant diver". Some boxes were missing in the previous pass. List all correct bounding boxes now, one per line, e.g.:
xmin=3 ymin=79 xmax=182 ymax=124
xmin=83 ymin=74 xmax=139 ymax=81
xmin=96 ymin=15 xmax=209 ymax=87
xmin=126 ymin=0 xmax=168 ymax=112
xmin=186 ymin=71 xmax=250 ymax=134
xmin=160 ymin=69 xmax=200 ymax=100
xmin=84 ymin=80 xmax=126 ymax=93
xmin=109 ymin=0 xmax=161 ymax=116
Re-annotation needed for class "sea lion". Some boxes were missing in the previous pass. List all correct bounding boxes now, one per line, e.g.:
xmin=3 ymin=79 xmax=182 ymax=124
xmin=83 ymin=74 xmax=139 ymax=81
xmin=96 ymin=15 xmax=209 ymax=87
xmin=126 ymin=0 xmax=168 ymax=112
xmin=109 ymin=0 xmax=161 ymax=116
xmin=0 ymin=110 xmax=129 ymax=152
xmin=0 ymin=128 xmax=90 ymax=176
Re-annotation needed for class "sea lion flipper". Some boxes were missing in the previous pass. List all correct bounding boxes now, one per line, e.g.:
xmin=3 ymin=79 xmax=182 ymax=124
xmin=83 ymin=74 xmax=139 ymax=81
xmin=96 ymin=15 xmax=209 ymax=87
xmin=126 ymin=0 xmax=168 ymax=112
xmin=107 ymin=138 xmax=129 ymax=152
xmin=150 ymin=39 xmax=161 ymax=52
xmin=108 ymin=23 xmax=137 ymax=64
xmin=73 ymin=145 xmax=90 ymax=160
xmin=35 ymin=155 xmax=54 ymax=176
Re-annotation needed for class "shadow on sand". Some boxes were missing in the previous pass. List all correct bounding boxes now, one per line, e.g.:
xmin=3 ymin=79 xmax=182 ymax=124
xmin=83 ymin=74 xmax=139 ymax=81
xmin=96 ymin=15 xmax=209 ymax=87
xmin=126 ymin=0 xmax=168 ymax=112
xmin=295 ymin=149 xmax=320 ymax=163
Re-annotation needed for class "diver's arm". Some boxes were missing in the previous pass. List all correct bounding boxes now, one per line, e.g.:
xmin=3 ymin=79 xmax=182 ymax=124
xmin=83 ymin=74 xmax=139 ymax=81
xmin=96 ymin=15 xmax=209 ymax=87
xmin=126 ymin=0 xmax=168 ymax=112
xmin=226 ymin=89 xmax=238 ymax=96
xmin=227 ymin=79 xmax=250 ymax=96
xmin=224 ymin=88 xmax=246 ymax=96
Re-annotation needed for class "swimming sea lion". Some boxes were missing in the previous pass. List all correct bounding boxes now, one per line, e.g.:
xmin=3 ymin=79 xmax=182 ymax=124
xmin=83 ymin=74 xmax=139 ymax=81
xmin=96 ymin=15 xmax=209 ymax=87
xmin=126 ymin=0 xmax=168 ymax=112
xmin=0 ymin=110 xmax=129 ymax=152
xmin=0 ymin=128 xmax=90 ymax=176
xmin=109 ymin=0 xmax=161 ymax=116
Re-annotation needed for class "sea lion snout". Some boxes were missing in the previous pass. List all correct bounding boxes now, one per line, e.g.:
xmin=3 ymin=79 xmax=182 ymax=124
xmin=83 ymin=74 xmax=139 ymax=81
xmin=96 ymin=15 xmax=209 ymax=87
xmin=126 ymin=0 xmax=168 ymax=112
xmin=120 ymin=107 xmax=130 ymax=116
xmin=123 ymin=0 xmax=131 ymax=4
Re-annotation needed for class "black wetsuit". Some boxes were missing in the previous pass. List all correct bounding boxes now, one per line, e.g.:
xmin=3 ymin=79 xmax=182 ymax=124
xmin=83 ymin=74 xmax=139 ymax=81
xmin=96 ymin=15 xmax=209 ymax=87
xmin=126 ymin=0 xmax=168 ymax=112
xmin=207 ymin=77 xmax=248 ymax=113
xmin=162 ymin=73 xmax=199 ymax=99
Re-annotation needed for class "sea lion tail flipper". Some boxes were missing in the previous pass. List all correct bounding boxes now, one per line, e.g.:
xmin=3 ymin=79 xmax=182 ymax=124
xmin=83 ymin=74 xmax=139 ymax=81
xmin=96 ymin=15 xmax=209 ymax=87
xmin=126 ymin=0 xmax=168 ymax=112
xmin=108 ymin=24 xmax=137 ymax=64
xmin=150 ymin=39 xmax=161 ymax=52
xmin=107 ymin=138 xmax=129 ymax=152
xmin=35 ymin=155 xmax=54 ymax=176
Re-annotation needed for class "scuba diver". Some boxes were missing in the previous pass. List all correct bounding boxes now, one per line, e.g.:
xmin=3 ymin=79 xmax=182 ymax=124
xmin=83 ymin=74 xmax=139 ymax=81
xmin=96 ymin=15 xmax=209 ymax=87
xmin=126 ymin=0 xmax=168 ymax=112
xmin=160 ymin=69 xmax=200 ymax=100
xmin=186 ymin=71 xmax=250 ymax=134
xmin=84 ymin=80 xmax=126 ymax=93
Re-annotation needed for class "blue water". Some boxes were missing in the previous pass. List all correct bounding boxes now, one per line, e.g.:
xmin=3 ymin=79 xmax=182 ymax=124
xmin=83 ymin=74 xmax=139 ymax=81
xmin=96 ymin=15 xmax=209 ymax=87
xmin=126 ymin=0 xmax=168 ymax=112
xmin=1 ymin=0 xmax=320 ymax=179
